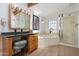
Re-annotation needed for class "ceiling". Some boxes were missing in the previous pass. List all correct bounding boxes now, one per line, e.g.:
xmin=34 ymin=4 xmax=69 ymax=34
xmin=29 ymin=3 xmax=70 ymax=18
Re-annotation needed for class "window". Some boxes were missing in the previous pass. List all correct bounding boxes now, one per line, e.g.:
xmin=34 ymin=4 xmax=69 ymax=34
xmin=48 ymin=20 xmax=57 ymax=33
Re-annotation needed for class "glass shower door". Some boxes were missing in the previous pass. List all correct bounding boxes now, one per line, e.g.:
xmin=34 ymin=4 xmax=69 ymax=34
xmin=62 ymin=16 xmax=76 ymax=45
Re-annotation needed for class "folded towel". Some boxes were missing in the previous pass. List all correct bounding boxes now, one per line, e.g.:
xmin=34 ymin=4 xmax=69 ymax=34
xmin=13 ymin=44 xmax=26 ymax=50
xmin=14 ymin=40 xmax=27 ymax=46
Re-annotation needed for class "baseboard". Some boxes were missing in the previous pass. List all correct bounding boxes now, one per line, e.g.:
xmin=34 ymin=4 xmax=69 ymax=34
xmin=59 ymin=42 xmax=77 ymax=48
xmin=38 ymin=43 xmax=59 ymax=48
xmin=38 ymin=41 xmax=78 ymax=48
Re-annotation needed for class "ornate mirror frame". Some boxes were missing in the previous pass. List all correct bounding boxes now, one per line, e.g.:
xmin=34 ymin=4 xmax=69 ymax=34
xmin=8 ymin=4 xmax=30 ymax=31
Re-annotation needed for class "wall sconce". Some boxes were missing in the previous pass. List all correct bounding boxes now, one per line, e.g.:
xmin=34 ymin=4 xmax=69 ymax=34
xmin=0 ymin=17 xmax=6 ymax=28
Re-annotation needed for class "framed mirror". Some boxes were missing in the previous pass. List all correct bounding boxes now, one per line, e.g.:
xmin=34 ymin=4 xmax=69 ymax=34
xmin=8 ymin=4 xmax=30 ymax=31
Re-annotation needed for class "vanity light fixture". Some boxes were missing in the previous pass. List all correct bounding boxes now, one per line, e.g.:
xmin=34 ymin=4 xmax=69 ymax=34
xmin=10 ymin=4 xmax=29 ymax=15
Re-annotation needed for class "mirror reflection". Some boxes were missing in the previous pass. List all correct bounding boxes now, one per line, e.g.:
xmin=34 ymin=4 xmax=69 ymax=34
xmin=9 ymin=4 xmax=30 ymax=30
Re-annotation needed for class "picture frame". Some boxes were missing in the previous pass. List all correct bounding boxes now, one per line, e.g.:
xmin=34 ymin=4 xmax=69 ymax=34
xmin=33 ymin=15 xmax=39 ymax=30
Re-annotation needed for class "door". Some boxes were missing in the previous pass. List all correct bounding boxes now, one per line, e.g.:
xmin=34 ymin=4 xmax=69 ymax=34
xmin=63 ymin=16 xmax=76 ymax=45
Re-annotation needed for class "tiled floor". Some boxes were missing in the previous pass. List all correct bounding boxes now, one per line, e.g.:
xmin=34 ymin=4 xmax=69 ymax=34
xmin=29 ymin=45 xmax=79 ymax=56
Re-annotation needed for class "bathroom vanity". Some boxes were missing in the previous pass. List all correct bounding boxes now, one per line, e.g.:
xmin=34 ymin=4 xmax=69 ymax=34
xmin=1 ymin=32 xmax=38 ymax=56
xmin=0 ymin=4 xmax=38 ymax=56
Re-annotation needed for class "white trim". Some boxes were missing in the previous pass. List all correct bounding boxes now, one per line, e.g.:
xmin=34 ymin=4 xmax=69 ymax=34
xmin=59 ymin=42 xmax=77 ymax=48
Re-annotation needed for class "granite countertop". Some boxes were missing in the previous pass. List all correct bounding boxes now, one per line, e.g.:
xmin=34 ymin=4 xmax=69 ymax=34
xmin=1 ymin=31 xmax=38 ymax=38
xmin=1 ymin=34 xmax=27 ymax=38
xmin=1 ymin=32 xmax=30 ymax=38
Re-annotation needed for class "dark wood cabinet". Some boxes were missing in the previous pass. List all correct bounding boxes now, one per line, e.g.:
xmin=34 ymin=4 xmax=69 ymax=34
xmin=2 ymin=36 xmax=28 ymax=56
xmin=27 ymin=34 xmax=38 ymax=54
xmin=3 ymin=37 xmax=13 ymax=56
xmin=2 ymin=34 xmax=38 ymax=56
